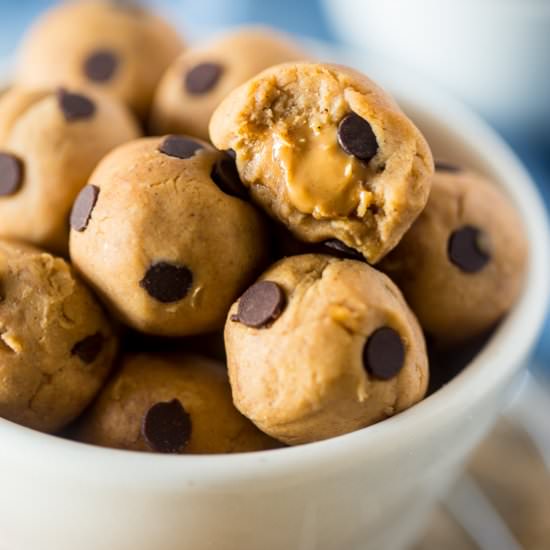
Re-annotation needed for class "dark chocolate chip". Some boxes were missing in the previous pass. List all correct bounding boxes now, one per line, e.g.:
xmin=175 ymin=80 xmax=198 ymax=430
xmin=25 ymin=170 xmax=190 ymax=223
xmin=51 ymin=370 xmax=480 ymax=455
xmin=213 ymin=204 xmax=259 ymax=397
xmin=337 ymin=112 xmax=379 ymax=162
xmin=448 ymin=225 xmax=491 ymax=273
xmin=57 ymin=89 xmax=96 ymax=121
xmin=185 ymin=62 xmax=223 ymax=94
xmin=140 ymin=261 xmax=193 ymax=303
xmin=323 ymin=239 xmax=364 ymax=260
xmin=83 ymin=50 xmax=119 ymax=82
xmin=0 ymin=152 xmax=23 ymax=196
xmin=435 ymin=161 xmax=461 ymax=173
xmin=233 ymin=281 xmax=285 ymax=328
xmin=142 ymin=399 xmax=192 ymax=453
xmin=71 ymin=332 xmax=104 ymax=363
xmin=70 ymin=185 xmax=100 ymax=231
xmin=210 ymin=153 xmax=247 ymax=199
xmin=363 ymin=327 xmax=405 ymax=380
xmin=158 ymin=135 xmax=204 ymax=159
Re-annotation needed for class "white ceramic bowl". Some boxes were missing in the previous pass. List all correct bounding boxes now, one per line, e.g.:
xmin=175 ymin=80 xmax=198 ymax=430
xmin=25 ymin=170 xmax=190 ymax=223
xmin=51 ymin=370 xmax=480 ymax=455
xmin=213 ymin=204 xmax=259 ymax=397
xmin=323 ymin=0 xmax=550 ymax=135
xmin=0 ymin=55 xmax=548 ymax=550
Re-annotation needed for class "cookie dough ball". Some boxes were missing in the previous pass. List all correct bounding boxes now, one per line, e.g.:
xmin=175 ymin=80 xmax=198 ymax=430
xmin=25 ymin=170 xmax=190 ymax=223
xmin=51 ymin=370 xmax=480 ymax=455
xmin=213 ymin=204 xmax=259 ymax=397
xmin=76 ymin=352 xmax=280 ymax=454
xmin=70 ymin=135 xmax=269 ymax=336
xmin=210 ymin=62 xmax=433 ymax=264
xmin=225 ymin=254 xmax=428 ymax=445
xmin=0 ymin=87 xmax=49 ymax=143
xmin=150 ymin=27 xmax=306 ymax=141
xmin=381 ymin=166 xmax=528 ymax=345
xmin=16 ymin=0 xmax=184 ymax=118
xmin=0 ymin=87 xmax=140 ymax=254
xmin=0 ymin=240 xmax=118 ymax=433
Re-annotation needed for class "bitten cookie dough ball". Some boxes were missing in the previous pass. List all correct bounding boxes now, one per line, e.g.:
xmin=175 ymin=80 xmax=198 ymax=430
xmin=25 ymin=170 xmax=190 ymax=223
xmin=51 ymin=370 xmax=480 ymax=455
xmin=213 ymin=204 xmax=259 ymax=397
xmin=225 ymin=254 xmax=428 ymax=445
xmin=381 ymin=165 xmax=528 ymax=345
xmin=76 ymin=352 xmax=280 ymax=454
xmin=70 ymin=136 xmax=268 ymax=336
xmin=150 ymin=27 xmax=306 ymax=141
xmin=16 ymin=0 xmax=183 ymax=118
xmin=0 ymin=240 xmax=118 ymax=433
xmin=0 ymin=87 xmax=140 ymax=254
xmin=210 ymin=62 xmax=434 ymax=263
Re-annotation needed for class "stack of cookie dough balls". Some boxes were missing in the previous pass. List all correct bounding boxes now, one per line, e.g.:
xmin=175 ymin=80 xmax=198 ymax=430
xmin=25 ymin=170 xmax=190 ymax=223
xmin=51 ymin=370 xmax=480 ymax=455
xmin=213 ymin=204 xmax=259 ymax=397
xmin=0 ymin=0 xmax=529 ymax=456
xmin=209 ymin=61 xmax=527 ymax=443
xmin=16 ymin=0 xmax=184 ymax=118
xmin=67 ymin=134 xmax=277 ymax=453
xmin=0 ymin=87 xmax=140 ymax=253
xmin=150 ymin=27 xmax=306 ymax=140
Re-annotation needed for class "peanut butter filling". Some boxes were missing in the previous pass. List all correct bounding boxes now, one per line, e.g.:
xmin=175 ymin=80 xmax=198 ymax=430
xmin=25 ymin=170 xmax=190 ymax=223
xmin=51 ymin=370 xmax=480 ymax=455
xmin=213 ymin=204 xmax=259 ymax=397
xmin=270 ymin=121 xmax=376 ymax=219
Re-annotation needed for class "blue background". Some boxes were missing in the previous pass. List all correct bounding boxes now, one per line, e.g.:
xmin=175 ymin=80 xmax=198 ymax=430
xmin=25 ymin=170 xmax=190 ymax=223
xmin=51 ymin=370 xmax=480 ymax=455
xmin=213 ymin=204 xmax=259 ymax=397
xmin=1 ymin=0 xmax=548 ymax=374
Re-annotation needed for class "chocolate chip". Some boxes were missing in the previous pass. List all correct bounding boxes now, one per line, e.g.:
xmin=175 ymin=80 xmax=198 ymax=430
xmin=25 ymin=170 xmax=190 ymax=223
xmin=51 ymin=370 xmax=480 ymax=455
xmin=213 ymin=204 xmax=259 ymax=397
xmin=142 ymin=399 xmax=192 ymax=453
xmin=83 ymin=50 xmax=119 ymax=82
xmin=185 ymin=62 xmax=223 ymax=94
xmin=323 ymin=239 xmax=364 ymax=260
xmin=158 ymin=135 xmax=204 ymax=160
xmin=337 ymin=112 xmax=379 ymax=162
xmin=0 ymin=152 xmax=23 ymax=196
xmin=140 ymin=262 xmax=193 ymax=303
xmin=233 ymin=281 xmax=285 ymax=328
xmin=448 ymin=225 xmax=491 ymax=273
xmin=435 ymin=161 xmax=461 ymax=173
xmin=226 ymin=148 xmax=236 ymax=159
xmin=363 ymin=327 xmax=405 ymax=380
xmin=71 ymin=332 xmax=104 ymax=363
xmin=57 ymin=89 xmax=96 ymax=121
xmin=210 ymin=153 xmax=247 ymax=199
xmin=70 ymin=185 xmax=100 ymax=231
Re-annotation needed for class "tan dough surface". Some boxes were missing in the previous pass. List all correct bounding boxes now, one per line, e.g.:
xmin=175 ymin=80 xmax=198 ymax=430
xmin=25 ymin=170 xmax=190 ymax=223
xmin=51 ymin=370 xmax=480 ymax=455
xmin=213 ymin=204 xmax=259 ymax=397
xmin=0 ymin=240 xmax=118 ymax=433
xmin=225 ymin=254 xmax=428 ymax=445
xmin=0 ymin=86 xmax=140 ymax=254
xmin=210 ymin=62 xmax=433 ymax=263
xmin=381 ymin=168 xmax=528 ymax=345
xmin=150 ymin=27 xmax=306 ymax=140
xmin=0 ymin=88 xmax=49 ymax=143
xmin=16 ymin=0 xmax=184 ymax=118
xmin=70 ymin=136 xmax=269 ymax=336
xmin=76 ymin=352 xmax=280 ymax=454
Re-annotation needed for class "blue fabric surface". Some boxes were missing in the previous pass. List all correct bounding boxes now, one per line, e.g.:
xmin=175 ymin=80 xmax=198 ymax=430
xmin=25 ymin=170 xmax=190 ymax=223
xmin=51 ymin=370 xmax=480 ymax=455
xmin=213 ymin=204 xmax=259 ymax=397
xmin=1 ymin=0 xmax=548 ymax=374
xmin=505 ymin=134 xmax=550 ymax=373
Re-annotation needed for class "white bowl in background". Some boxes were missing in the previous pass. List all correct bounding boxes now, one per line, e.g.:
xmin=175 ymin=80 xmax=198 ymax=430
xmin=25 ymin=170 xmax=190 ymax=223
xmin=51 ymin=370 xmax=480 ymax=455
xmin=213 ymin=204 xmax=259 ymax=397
xmin=323 ymin=0 xmax=550 ymax=136
xmin=0 ymin=55 xmax=549 ymax=550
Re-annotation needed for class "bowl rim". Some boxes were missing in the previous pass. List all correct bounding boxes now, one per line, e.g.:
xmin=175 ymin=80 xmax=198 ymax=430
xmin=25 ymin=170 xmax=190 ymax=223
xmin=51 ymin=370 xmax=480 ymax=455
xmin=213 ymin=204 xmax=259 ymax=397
xmin=1 ymin=49 xmax=549 ymax=488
